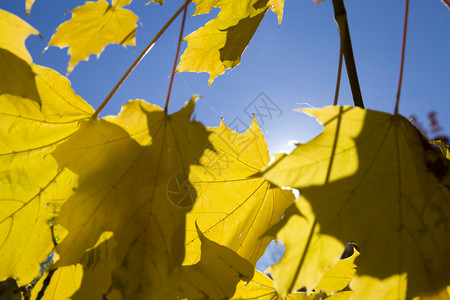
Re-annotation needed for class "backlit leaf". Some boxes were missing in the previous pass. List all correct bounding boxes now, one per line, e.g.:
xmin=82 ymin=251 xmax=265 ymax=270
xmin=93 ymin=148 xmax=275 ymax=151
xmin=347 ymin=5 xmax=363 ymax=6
xmin=52 ymin=98 xmax=209 ymax=299
xmin=26 ymin=0 xmax=36 ymax=14
xmin=147 ymin=0 xmax=164 ymax=4
xmin=431 ymin=140 xmax=450 ymax=159
xmin=315 ymin=246 xmax=358 ymax=294
xmin=0 ymin=278 xmax=21 ymax=300
xmin=31 ymin=265 xmax=83 ymax=300
xmin=265 ymin=200 xmax=345 ymax=297
xmin=233 ymin=247 xmax=358 ymax=299
xmin=0 ymin=10 xmax=40 ymax=103
xmin=32 ymin=232 xmax=116 ymax=300
xmin=177 ymin=0 xmax=284 ymax=85
xmin=0 ymin=9 xmax=38 ymax=63
xmin=181 ymin=224 xmax=254 ymax=299
xmin=0 ymin=64 xmax=93 ymax=285
xmin=262 ymin=106 xmax=450 ymax=299
xmin=232 ymin=271 xmax=278 ymax=300
xmin=185 ymin=119 xmax=295 ymax=266
xmin=267 ymin=0 xmax=285 ymax=25
xmin=48 ymin=0 xmax=138 ymax=73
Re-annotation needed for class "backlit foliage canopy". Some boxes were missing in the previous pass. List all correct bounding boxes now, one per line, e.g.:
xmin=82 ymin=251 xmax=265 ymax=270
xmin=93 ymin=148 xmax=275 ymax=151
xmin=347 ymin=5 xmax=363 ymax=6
xmin=0 ymin=1 xmax=449 ymax=299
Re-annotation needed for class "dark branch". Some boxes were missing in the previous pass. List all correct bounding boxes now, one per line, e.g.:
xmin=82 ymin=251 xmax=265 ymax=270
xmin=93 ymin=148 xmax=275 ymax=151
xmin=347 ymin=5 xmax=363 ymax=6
xmin=332 ymin=0 xmax=365 ymax=108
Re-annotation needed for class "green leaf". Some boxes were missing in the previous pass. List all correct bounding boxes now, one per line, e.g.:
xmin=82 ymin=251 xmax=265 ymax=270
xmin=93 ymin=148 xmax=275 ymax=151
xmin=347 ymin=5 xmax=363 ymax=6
xmin=48 ymin=0 xmax=138 ymax=73
xmin=262 ymin=106 xmax=450 ymax=299
xmin=177 ymin=0 xmax=284 ymax=85
xmin=185 ymin=119 xmax=295 ymax=266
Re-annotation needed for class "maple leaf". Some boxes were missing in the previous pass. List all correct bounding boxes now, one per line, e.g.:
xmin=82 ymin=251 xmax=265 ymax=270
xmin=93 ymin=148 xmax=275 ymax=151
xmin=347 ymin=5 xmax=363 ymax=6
xmin=0 ymin=278 xmax=21 ymax=300
xmin=232 ymin=247 xmax=358 ymax=299
xmin=431 ymin=140 xmax=450 ymax=160
xmin=0 ymin=9 xmax=38 ymax=63
xmin=26 ymin=0 xmax=36 ymax=14
xmin=0 ymin=9 xmax=41 ymax=104
xmin=262 ymin=106 xmax=450 ymax=299
xmin=147 ymin=0 xmax=164 ymax=5
xmin=52 ymin=98 xmax=209 ymax=299
xmin=31 ymin=232 xmax=116 ymax=300
xmin=0 ymin=61 xmax=93 ymax=285
xmin=31 ymin=265 xmax=83 ymax=300
xmin=185 ymin=119 xmax=295 ymax=266
xmin=232 ymin=271 xmax=279 ymax=300
xmin=181 ymin=224 xmax=254 ymax=299
xmin=177 ymin=0 xmax=284 ymax=86
xmin=48 ymin=0 xmax=138 ymax=74
xmin=264 ymin=199 xmax=345 ymax=297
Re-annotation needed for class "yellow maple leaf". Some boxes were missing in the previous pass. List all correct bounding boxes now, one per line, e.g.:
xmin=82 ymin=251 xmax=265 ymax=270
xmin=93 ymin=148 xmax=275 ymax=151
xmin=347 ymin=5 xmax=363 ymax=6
xmin=0 ymin=9 xmax=41 ymax=104
xmin=31 ymin=265 xmax=83 ymax=300
xmin=52 ymin=98 xmax=209 ymax=299
xmin=262 ymin=106 xmax=450 ymax=299
xmin=0 ymin=63 xmax=93 ymax=286
xmin=48 ymin=0 xmax=138 ymax=74
xmin=0 ymin=9 xmax=38 ymax=63
xmin=431 ymin=140 xmax=450 ymax=160
xmin=232 ymin=271 xmax=279 ymax=300
xmin=185 ymin=119 xmax=295 ymax=266
xmin=315 ymin=245 xmax=359 ymax=294
xmin=146 ymin=0 xmax=164 ymax=4
xmin=177 ymin=0 xmax=285 ymax=86
xmin=31 ymin=232 xmax=116 ymax=300
xmin=26 ymin=0 xmax=36 ymax=15
xmin=232 ymin=246 xmax=359 ymax=300
xmin=181 ymin=224 xmax=254 ymax=299
xmin=265 ymin=200 xmax=345 ymax=297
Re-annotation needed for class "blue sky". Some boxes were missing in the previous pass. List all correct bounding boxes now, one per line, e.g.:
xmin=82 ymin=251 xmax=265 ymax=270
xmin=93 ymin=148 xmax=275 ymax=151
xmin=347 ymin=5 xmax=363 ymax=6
xmin=2 ymin=0 xmax=449 ymax=154
xmin=2 ymin=0 xmax=449 ymax=271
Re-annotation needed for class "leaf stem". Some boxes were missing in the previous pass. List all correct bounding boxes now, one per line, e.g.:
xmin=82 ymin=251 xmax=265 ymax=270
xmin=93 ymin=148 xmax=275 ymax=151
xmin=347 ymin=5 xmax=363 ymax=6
xmin=395 ymin=0 xmax=410 ymax=115
xmin=92 ymin=0 xmax=191 ymax=119
xmin=441 ymin=0 xmax=450 ymax=10
xmin=36 ymin=269 xmax=56 ymax=300
xmin=333 ymin=40 xmax=343 ymax=106
xmin=165 ymin=1 xmax=189 ymax=113
xmin=331 ymin=0 xmax=364 ymax=108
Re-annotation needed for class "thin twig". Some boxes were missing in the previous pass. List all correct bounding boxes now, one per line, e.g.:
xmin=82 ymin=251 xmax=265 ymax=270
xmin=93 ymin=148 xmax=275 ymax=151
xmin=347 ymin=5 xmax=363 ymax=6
xmin=441 ymin=0 xmax=450 ymax=10
xmin=165 ymin=1 xmax=189 ymax=113
xmin=92 ymin=0 xmax=191 ymax=119
xmin=395 ymin=0 xmax=410 ymax=115
xmin=35 ymin=269 xmax=56 ymax=300
xmin=36 ymin=225 xmax=58 ymax=300
xmin=331 ymin=0 xmax=364 ymax=108
xmin=333 ymin=40 xmax=343 ymax=106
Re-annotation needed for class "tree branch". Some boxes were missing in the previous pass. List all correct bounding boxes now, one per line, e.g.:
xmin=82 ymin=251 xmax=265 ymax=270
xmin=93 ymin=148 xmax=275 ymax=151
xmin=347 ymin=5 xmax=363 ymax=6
xmin=92 ymin=0 xmax=191 ymax=119
xmin=332 ymin=0 xmax=364 ymax=108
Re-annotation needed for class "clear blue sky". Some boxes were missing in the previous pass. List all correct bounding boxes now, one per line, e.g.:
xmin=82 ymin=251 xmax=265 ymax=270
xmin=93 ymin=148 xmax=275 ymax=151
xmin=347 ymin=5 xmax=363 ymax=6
xmin=2 ymin=0 xmax=449 ymax=271
xmin=2 ymin=0 xmax=449 ymax=153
